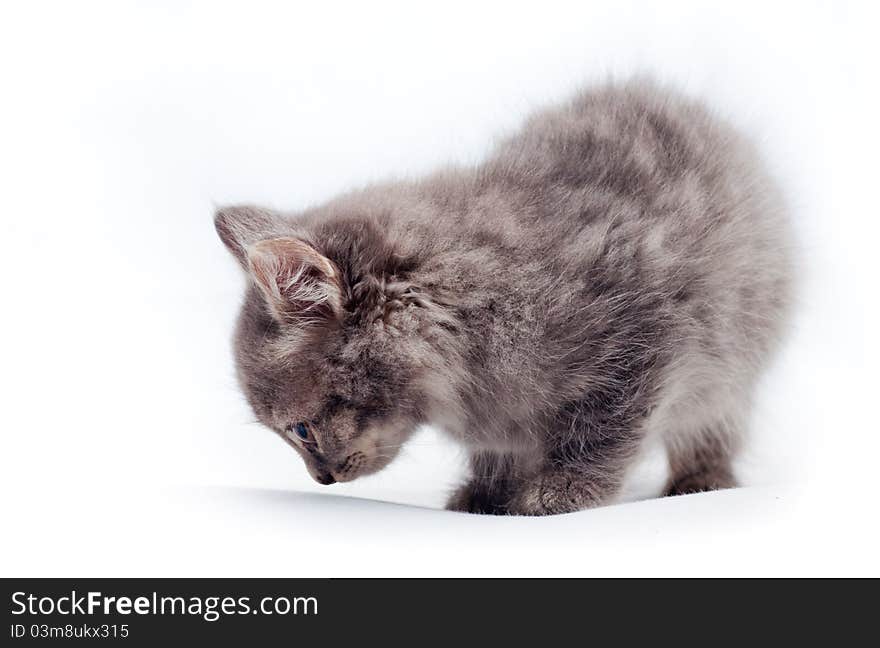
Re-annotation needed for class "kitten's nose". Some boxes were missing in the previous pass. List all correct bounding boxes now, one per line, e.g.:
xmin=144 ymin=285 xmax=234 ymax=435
xmin=314 ymin=471 xmax=336 ymax=485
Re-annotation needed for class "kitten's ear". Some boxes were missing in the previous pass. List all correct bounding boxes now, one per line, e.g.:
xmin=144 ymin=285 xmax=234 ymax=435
xmin=246 ymin=238 xmax=343 ymax=323
xmin=214 ymin=205 xmax=283 ymax=267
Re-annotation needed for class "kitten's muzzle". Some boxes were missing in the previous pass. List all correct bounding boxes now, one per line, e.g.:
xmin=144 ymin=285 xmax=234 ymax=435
xmin=314 ymin=471 xmax=336 ymax=485
xmin=306 ymin=457 xmax=336 ymax=485
xmin=332 ymin=451 xmax=368 ymax=483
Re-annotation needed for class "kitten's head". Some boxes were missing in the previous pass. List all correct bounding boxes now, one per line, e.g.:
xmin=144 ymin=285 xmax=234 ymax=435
xmin=215 ymin=205 xmax=451 ymax=485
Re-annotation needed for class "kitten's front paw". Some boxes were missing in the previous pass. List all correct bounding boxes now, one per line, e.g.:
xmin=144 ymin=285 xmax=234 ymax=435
xmin=446 ymin=484 xmax=507 ymax=515
xmin=506 ymin=472 xmax=601 ymax=516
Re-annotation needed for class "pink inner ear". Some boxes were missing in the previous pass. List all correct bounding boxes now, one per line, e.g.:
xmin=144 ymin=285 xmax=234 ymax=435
xmin=246 ymin=238 xmax=342 ymax=321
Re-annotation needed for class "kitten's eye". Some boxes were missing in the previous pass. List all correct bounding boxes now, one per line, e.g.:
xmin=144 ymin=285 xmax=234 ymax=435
xmin=290 ymin=422 xmax=310 ymax=441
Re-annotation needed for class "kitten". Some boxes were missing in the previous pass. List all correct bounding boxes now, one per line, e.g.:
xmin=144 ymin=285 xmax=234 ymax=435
xmin=215 ymin=79 xmax=793 ymax=515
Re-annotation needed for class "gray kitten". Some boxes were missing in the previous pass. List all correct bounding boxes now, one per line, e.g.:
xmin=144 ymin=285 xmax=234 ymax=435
xmin=215 ymin=79 xmax=793 ymax=515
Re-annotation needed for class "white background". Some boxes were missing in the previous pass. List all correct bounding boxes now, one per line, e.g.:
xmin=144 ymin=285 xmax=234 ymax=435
xmin=1 ymin=1 xmax=877 ymax=576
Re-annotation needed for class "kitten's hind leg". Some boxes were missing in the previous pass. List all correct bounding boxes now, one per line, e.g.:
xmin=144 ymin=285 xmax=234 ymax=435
xmin=663 ymin=419 xmax=741 ymax=496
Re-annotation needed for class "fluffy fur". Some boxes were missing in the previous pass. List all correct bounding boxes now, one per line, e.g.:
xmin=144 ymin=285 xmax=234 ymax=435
xmin=215 ymin=79 xmax=793 ymax=515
